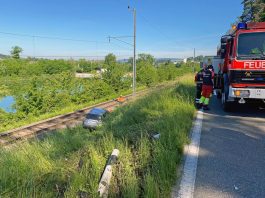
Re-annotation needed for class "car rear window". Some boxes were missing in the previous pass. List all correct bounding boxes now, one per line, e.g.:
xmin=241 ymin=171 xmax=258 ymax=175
xmin=86 ymin=114 xmax=101 ymax=120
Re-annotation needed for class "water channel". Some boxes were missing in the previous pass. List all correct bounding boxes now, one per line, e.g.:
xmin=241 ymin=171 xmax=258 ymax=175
xmin=0 ymin=96 xmax=16 ymax=113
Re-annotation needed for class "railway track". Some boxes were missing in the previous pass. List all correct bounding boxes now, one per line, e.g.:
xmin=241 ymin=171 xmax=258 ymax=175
xmin=0 ymin=90 xmax=149 ymax=146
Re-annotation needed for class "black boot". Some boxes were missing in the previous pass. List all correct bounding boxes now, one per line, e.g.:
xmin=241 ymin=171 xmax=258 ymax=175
xmin=196 ymin=103 xmax=203 ymax=109
xmin=203 ymin=105 xmax=210 ymax=110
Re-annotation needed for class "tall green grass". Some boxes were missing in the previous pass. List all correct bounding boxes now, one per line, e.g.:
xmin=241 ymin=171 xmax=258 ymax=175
xmin=0 ymin=74 xmax=196 ymax=197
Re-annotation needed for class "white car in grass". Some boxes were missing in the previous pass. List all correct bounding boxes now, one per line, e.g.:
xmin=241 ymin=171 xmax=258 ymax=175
xmin=83 ymin=108 xmax=108 ymax=130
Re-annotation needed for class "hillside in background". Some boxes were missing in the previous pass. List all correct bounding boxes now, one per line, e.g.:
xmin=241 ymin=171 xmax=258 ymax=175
xmin=0 ymin=53 xmax=9 ymax=59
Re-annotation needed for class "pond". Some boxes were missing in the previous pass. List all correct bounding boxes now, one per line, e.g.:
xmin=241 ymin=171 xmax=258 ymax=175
xmin=0 ymin=96 xmax=16 ymax=113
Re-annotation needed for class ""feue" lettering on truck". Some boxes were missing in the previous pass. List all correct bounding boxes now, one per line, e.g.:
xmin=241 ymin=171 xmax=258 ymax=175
xmin=244 ymin=62 xmax=265 ymax=69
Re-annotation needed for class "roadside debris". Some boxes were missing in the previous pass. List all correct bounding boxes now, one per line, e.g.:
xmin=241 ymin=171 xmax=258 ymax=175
xmin=152 ymin=133 xmax=160 ymax=140
xmin=148 ymin=131 xmax=161 ymax=140
xmin=98 ymin=149 xmax=120 ymax=197
xmin=115 ymin=95 xmax=126 ymax=103
xmin=234 ymin=185 xmax=239 ymax=191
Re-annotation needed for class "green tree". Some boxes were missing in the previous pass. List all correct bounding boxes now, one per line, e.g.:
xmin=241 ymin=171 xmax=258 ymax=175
xmin=39 ymin=59 xmax=74 ymax=74
xmin=104 ymin=53 xmax=116 ymax=67
xmin=128 ymin=57 xmax=133 ymax=66
xmin=137 ymin=64 xmax=158 ymax=87
xmin=241 ymin=0 xmax=254 ymax=22
xmin=253 ymin=0 xmax=265 ymax=21
xmin=240 ymin=0 xmax=265 ymax=22
xmin=137 ymin=54 xmax=155 ymax=65
xmin=77 ymin=59 xmax=93 ymax=73
xmin=157 ymin=63 xmax=179 ymax=82
xmin=135 ymin=54 xmax=158 ymax=87
xmin=10 ymin=46 xmax=23 ymax=59
xmin=103 ymin=54 xmax=126 ymax=92
xmin=15 ymin=72 xmax=76 ymax=116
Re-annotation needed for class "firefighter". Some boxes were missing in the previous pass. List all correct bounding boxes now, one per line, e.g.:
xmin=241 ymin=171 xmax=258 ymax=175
xmin=207 ymin=64 xmax=214 ymax=73
xmin=207 ymin=64 xmax=215 ymax=96
xmin=194 ymin=65 xmax=204 ymax=106
xmin=198 ymin=65 xmax=214 ymax=110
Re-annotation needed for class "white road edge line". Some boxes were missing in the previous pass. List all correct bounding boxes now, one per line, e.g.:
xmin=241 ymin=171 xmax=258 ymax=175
xmin=174 ymin=110 xmax=204 ymax=198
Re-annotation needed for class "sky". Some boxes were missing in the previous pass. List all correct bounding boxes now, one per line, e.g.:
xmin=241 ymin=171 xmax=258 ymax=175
xmin=0 ymin=0 xmax=243 ymax=59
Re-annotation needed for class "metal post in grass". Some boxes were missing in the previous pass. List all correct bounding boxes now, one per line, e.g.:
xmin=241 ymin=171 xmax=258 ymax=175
xmin=133 ymin=8 xmax=137 ymax=97
xmin=193 ymin=48 xmax=196 ymax=73
xmin=98 ymin=149 xmax=120 ymax=197
xmin=128 ymin=6 xmax=137 ymax=97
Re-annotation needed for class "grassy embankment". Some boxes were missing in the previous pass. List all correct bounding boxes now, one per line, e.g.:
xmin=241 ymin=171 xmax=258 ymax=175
xmin=0 ymin=73 xmax=195 ymax=197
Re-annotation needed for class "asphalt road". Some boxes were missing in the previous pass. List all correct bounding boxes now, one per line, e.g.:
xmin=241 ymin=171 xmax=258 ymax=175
xmin=194 ymin=97 xmax=265 ymax=198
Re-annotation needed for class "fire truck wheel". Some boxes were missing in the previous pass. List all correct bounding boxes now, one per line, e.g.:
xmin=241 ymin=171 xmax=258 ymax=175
xmin=217 ymin=91 xmax=222 ymax=99
xmin=221 ymin=92 xmax=232 ymax=112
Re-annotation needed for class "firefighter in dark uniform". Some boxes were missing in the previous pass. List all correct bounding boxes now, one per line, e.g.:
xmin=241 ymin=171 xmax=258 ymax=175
xmin=194 ymin=64 xmax=206 ymax=106
xmin=199 ymin=65 xmax=214 ymax=110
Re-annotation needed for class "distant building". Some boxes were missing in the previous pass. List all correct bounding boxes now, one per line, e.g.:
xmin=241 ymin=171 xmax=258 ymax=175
xmin=183 ymin=58 xmax=187 ymax=63
xmin=172 ymin=59 xmax=183 ymax=64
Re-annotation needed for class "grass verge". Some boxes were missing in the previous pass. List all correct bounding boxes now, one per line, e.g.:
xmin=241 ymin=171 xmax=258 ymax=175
xmin=0 ymin=73 xmax=196 ymax=197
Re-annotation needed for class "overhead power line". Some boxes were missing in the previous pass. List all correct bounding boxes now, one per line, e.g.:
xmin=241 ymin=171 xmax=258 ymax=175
xmin=0 ymin=31 xmax=109 ymax=44
xmin=108 ymin=36 xmax=133 ymax=47
xmin=108 ymin=41 xmax=133 ymax=51
xmin=20 ymin=54 xmax=132 ymax=59
xmin=0 ymin=30 xmax=134 ymax=57
xmin=22 ymin=54 xmax=132 ymax=58
xmin=109 ymin=35 xmax=133 ymax=38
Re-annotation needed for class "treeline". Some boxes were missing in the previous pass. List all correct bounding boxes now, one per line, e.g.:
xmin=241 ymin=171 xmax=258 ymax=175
xmin=186 ymin=55 xmax=205 ymax=62
xmin=0 ymin=53 xmax=196 ymax=131
xmin=0 ymin=59 xmax=73 ymax=76
xmin=0 ymin=59 xmax=98 ymax=76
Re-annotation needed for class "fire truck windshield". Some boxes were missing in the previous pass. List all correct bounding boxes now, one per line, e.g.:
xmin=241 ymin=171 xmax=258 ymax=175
xmin=237 ymin=32 xmax=265 ymax=60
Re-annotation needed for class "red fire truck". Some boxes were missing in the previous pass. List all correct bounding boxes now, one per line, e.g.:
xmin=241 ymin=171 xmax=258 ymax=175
xmin=215 ymin=22 xmax=265 ymax=111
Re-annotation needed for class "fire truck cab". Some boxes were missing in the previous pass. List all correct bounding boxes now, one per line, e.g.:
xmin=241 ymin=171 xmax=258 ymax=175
xmin=216 ymin=22 xmax=265 ymax=111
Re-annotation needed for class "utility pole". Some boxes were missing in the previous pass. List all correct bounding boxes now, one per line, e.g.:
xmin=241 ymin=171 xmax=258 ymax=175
xmin=109 ymin=6 xmax=136 ymax=95
xmin=193 ymin=48 xmax=195 ymax=73
xmin=133 ymin=8 xmax=136 ymax=96
xmin=33 ymin=36 xmax=36 ymax=59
